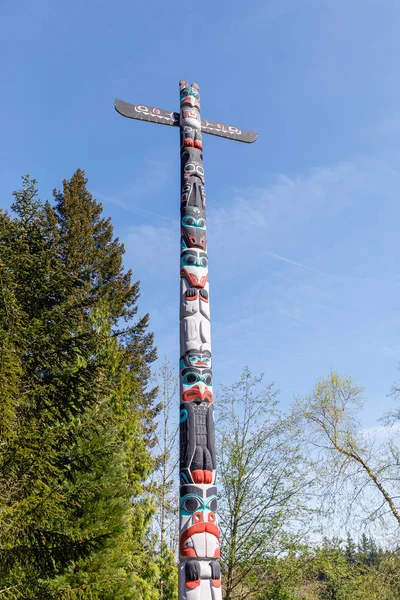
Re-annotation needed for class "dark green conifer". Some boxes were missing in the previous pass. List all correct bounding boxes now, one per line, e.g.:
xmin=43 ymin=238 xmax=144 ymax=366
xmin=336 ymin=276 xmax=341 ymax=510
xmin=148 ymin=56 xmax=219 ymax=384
xmin=344 ymin=533 xmax=357 ymax=564
xmin=0 ymin=172 xmax=160 ymax=598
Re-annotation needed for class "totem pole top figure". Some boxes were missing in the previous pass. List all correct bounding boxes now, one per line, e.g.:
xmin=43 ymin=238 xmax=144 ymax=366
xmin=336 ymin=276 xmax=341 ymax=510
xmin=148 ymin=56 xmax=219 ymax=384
xmin=115 ymin=81 xmax=257 ymax=600
xmin=180 ymin=80 xmax=201 ymax=133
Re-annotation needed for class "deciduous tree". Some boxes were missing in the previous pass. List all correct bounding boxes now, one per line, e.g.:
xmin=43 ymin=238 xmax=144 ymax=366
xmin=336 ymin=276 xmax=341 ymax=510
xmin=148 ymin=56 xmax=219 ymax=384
xmin=296 ymin=371 xmax=400 ymax=531
xmin=216 ymin=368 xmax=314 ymax=600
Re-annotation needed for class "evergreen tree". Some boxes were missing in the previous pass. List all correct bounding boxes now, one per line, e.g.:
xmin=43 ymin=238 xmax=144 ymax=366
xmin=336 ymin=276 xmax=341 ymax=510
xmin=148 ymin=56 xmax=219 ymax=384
xmin=0 ymin=172 xmax=160 ymax=598
xmin=357 ymin=533 xmax=370 ymax=565
xmin=366 ymin=536 xmax=381 ymax=567
xmin=356 ymin=534 xmax=381 ymax=567
xmin=344 ymin=533 xmax=357 ymax=564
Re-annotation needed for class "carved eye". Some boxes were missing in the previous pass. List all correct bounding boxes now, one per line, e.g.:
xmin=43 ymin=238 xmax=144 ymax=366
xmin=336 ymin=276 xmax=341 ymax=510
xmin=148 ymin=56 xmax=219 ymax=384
xmin=196 ymin=166 xmax=204 ymax=177
xmin=184 ymin=372 xmax=198 ymax=385
xmin=183 ymin=217 xmax=195 ymax=226
xmin=209 ymin=498 xmax=217 ymax=512
xmin=203 ymin=374 xmax=212 ymax=386
xmin=185 ymin=255 xmax=196 ymax=265
xmin=200 ymin=257 xmax=208 ymax=267
xmin=183 ymin=497 xmax=200 ymax=513
xmin=185 ymin=164 xmax=195 ymax=173
xmin=198 ymin=219 xmax=206 ymax=228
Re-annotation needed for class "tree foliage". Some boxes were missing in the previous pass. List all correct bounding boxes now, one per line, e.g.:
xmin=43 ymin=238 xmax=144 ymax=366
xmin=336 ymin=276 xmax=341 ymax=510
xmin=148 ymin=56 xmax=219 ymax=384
xmin=221 ymin=535 xmax=400 ymax=600
xmin=151 ymin=360 xmax=179 ymax=554
xmin=2 ymin=173 xmax=400 ymax=600
xmin=0 ymin=172 xmax=160 ymax=598
xmin=216 ymin=368 xmax=315 ymax=600
xmin=295 ymin=371 xmax=400 ymax=530
xmin=150 ymin=360 xmax=179 ymax=600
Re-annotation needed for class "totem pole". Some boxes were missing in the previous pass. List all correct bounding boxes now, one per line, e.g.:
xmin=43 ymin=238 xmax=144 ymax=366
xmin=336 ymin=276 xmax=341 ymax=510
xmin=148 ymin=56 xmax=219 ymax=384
xmin=115 ymin=81 xmax=257 ymax=600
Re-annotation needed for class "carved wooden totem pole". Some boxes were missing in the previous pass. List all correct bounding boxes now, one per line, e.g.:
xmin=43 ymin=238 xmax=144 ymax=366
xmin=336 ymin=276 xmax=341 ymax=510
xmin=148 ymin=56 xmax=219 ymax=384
xmin=115 ymin=81 xmax=257 ymax=600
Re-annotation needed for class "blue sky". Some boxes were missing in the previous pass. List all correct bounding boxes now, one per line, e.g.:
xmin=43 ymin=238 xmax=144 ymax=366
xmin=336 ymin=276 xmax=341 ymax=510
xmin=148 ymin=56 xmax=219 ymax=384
xmin=1 ymin=0 xmax=400 ymax=426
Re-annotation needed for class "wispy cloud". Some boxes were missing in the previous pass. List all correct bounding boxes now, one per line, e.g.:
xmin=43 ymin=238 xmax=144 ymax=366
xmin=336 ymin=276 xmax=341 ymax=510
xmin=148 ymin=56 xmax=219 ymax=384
xmin=121 ymin=157 xmax=400 ymax=418
xmin=360 ymin=425 xmax=400 ymax=437
xmin=277 ymin=308 xmax=311 ymax=327
xmin=272 ymin=272 xmax=325 ymax=296
xmin=121 ymin=155 xmax=175 ymax=200
xmin=125 ymin=224 xmax=177 ymax=275
xmin=92 ymin=189 xmax=176 ymax=223
xmin=382 ymin=345 xmax=400 ymax=358
xmin=92 ymin=149 xmax=177 ymax=223
xmin=265 ymin=251 xmax=342 ymax=282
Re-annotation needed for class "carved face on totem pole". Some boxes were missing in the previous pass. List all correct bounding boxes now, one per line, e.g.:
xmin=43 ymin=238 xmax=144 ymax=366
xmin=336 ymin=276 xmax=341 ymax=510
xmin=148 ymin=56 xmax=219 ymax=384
xmin=181 ymin=172 xmax=206 ymax=211
xmin=181 ymin=248 xmax=208 ymax=289
xmin=180 ymin=81 xmax=203 ymax=153
xmin=181 ymin=350 xmax=211 ymax=369
xmin=181 ymin=367 xmax=212 ymax=403
xmin=180 ymin=84 xmax=201 ymax=129
xmin=179 ymin=484 xmax=220 ymax=559
xmin=181 ymin=147 xmax=206 ymax=249
xmin=182 ymin=151 xmax=204 ymax=183
xmin=181 ymin=210 xmax=206 ymax=250
xmin=180 ymin=85 xmax=200 ymax=110
xmin=180 ymin=350 xmax=213 ymax=403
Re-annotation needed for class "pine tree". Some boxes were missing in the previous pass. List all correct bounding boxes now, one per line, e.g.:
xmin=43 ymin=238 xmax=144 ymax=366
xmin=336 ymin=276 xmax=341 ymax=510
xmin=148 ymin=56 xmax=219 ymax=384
xmin=0 ymin=172 xmax=160 ymax=598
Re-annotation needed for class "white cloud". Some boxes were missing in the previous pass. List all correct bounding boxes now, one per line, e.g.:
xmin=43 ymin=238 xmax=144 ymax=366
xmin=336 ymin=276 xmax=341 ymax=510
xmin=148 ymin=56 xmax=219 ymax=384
xmin=93 ymin=189 xmax=175 ymax=223
xmin=117 ymin=158 xmax=400 ymax=280
xmin=124 ymin=224 xmax=178 ymax=276
xmin=118 ymin=156 xmax=400 ymax=415
xmin=265 ymin=251 xmax=341 ymax=282
xmin=360 ymin=425 xmax=400 ymax=438
xmin=121 ymin=158 xmax=400 ymax=334
xmin=277 ymin=308 xmax=311 ymax=327
xmin=382 ymin=345 xmax=400 ymax=358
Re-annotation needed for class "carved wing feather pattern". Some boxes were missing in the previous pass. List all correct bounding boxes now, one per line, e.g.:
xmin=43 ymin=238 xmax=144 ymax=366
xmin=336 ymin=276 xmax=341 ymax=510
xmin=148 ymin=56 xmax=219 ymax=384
xmin=115 ymin=99 xmax=257 ymax=143
xmin=115 ymin=99 xmax=180 ymax=127
xmin=201 ymin=119 xmax=258 ymax=143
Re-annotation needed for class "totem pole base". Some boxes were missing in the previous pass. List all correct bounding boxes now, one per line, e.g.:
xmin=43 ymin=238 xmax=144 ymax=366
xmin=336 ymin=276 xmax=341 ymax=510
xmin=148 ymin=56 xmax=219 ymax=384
xmin=179 ymin=561 xmax=222 ymax=600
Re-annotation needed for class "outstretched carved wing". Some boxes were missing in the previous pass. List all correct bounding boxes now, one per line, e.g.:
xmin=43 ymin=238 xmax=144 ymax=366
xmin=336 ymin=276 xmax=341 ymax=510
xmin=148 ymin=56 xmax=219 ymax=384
xmin=201 ymin=119 xmax=258 ymax=143
xmin=115 ymin=98 xmax=258 ymax=143
xmin=115 ymin=99 xmax=179 ymax=127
